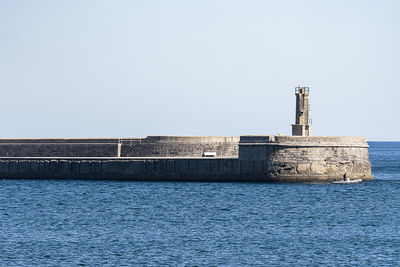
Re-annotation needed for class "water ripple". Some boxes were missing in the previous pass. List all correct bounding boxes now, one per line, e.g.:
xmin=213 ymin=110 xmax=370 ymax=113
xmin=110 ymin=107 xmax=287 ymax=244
xmin=0 ymin=142 xmax=399 ymax=266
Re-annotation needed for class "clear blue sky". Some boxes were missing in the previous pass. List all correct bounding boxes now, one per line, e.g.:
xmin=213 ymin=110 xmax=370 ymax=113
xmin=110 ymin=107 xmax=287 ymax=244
xmin=1 ymin=0 xmax=399 ymax=140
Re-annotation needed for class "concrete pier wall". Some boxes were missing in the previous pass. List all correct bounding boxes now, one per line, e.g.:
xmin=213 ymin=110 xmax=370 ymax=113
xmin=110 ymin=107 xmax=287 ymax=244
xmin=0 ymin=139 xmax=120 ymax=157
xmin=239 ymin=136 xmax=373 ymax=180
xmin=0 ymin=158 xmax=247 ymax=182
xmin=0 ymin=156 xmax=372 ymax=182
xmin=0 ymin=136 xmax=239 ymax=158
xmin=120 ymin=136 xmax=239 ymax=157
xmin=0 ymin=135 xmax=373 ymax=182
xmin=0 ymin=144 xmax=119 ymax=157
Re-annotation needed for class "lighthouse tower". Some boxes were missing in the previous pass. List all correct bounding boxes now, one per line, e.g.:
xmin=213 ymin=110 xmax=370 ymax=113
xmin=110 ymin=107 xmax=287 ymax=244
xmin=291 ymin=86 xmax=312 ymax=136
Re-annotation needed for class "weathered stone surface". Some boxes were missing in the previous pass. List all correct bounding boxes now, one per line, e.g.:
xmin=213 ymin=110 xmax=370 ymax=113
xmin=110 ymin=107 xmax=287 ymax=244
xmin=311 ymin=162 xmax=326 ymax=175
xmin=0 ymin=143 xmax=118 ymax=157
xmin=239 ymin=135 xmax=373 ymax=181
xmin=121 ymin=136 xmax=239 ymax=158
xmin=292 ymin=86 xmax=311 ymax=136
xmin=297 ymin=163 xmax=310 ymax=175
xmin=0 ymin=160 xmax=9 ymax=175
xmin=0 ymin=136 xmax=239 ymax=158
xmin=0 ymin=135 xmax=373 ymax=182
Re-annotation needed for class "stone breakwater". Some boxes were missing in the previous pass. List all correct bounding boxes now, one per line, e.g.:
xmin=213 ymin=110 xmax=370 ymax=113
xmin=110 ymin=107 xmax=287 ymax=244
xmin=239 ymin=136 xmax=373 ymax=181
xmin=0 ymin=135 xmax=373 ymax=182
xmin=0 ymin=136 xmax=239 ymax=158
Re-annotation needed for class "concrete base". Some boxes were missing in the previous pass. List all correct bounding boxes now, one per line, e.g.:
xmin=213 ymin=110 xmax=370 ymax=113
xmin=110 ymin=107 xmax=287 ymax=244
xmin=0 ymin=156 xmax=373 ymax=182
xmin=239 ymin=135 xmax=373 ymax=181
xmin=291 ymin=124 xmax=312 ymax=136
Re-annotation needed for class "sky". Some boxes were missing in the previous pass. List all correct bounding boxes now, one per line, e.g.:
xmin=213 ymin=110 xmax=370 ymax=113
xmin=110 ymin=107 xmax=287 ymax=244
xmin=0 ymin=0 xmax=399 ymax=140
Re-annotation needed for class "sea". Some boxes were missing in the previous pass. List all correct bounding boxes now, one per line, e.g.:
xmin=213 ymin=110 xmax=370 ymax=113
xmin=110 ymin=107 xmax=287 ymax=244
xmin=0 ymin=142 xmax=399 ymax=266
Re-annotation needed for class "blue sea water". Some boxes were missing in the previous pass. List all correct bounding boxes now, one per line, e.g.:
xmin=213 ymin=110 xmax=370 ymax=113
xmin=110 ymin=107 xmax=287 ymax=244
xmin=0 ymin=142 xmax=399 ymax=266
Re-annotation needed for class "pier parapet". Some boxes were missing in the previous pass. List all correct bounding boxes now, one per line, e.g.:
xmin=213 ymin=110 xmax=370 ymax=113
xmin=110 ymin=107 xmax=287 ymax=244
xmin=238 ymin=135 xmax=373 ymax=181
